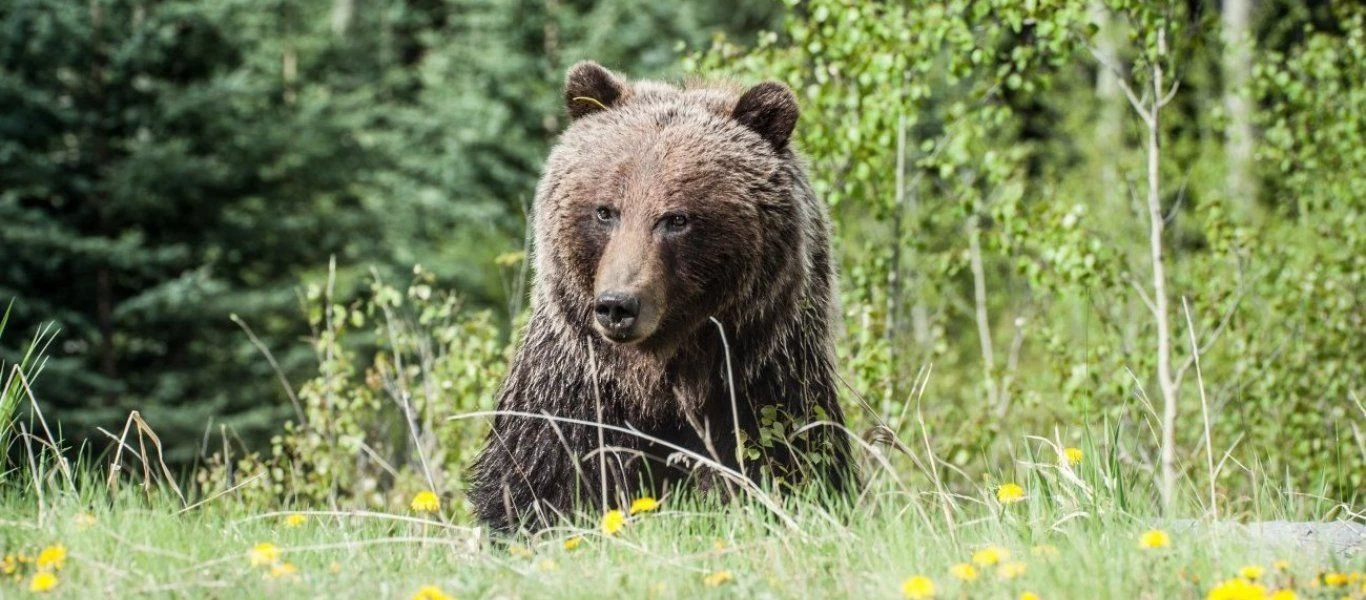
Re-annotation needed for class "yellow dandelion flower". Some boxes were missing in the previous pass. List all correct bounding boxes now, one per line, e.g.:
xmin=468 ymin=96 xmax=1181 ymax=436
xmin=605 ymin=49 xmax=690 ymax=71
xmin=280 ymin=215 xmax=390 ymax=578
xmin=29 ymin=572 xmax=59 ymax=593
xmin=73 ymin=513 xmax=97 ymax=529
xmin=36 ymin=545 xmax=66 ymax=571
xmin=629 ymin=497 xmax=660 ymax=515
xmin=714 ymin=539 xmax=727 ymax=551
xmin=248 ymin=542 xmax=280 ymax=567
xmin=508 ymin=544 xmax=533 ymax=558
xmin=1 ymin=555 xmax=16 ymax=575
xmin=563 ymin=537 xmax=583 ymax=551
xmin=410 ymin=491 xmax=440 ymax=513
xmin=972 ymin=545 xmax=1008 ymax=567
xmin=703 ymin=570 xmax=735 ymax=587
xmin=1269 ymin=590 xmax=1297 ymax=600
xmin=1021 ymin=593 xmax=1042 ymax=600
xmin=1031 ymin=544 xmax=1060 ymax=558
xmin=601 ymin=509 xmax=625 ymax=535
xmin=1273 ymin=560 xmax=1291 ymax=572
xmin=1063 ymin=447 xmax=1084 ymax=466
xmin=1322 ymin=572 xmax=1348 ymax=586
xmin=901 ymin=575 xmax=934 ymax=599
xmin=284 ymin=514 xmax=306 ymax=528
xmin=411 ymin=585 xmax=455 ymax=600
xmin=267 ymin=562 xmax=298 ymax=579
xmin=997 ymin=562 xmax=1027 ymax=580
xmin=1239 ymin=565 xmax=1265 ymax=581
xmin=997 ymin=483 xmax=1025 ymax=504
xmin=1139 ymin=529 xmax=1170 ymax=549
xmin=536 ymin=559 xmax=558 ymax=572
xmin=329 ymin=562 xmax=342 ymax=574
xmin=1206 ymin=578 xmax=1266 ymax=600
xmin=950 ymin=563 xmax=979 ymax=582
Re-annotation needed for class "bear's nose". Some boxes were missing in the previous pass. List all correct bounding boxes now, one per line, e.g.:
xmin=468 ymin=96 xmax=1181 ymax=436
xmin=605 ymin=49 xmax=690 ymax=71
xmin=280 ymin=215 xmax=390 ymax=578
xmin=594 ymin=292 xmax=640 ymax=335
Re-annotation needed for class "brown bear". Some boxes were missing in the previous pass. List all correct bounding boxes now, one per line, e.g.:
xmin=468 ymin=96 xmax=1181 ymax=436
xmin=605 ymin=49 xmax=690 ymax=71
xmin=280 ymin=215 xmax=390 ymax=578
xmin=467 ymin=61 xmax=851 ymax=531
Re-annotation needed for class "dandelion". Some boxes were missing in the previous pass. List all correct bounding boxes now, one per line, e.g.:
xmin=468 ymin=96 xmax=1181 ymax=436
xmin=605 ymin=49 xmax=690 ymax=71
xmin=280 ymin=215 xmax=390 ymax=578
xmin=1273 ymin=560 xmax=1290 ymax=572
xmin=1239 ymin=565 xmax=1265 ymax=581
xmin=1321 ymin=572 xmax=1348 ymax=586
xmin=1 ymin=555 xmax=16 ymax=575
xmin=714 ymin=539 xmax=727 ymax=551
xmin=1031 ymin=544 xmax=1059 ymax=558
xmin=267 ymin=562 xmax=299 ymax=579
xmin=35 ymin=545 xmax=66 ymax=571
xmin=972 ymin=545 xmax=1008 ymax=566
xmin=410 ymin=491 xmax=441 ymax=513
xmin=249 ymin=542 xmax=280 ymax=567
xmin=997 ymin=483 xmax=1026 ymax=504
xmin=601 ymin=509 xmax=625 ymax=535
xmin=284 ymin=514 xmax=306 ymax=527
xmin=29 ymin=572 xmax=59 ymax=593
xmin=901 ymin=575 xmax=935 ymax=599
xmin=329 ymin=562 xmax=342 ymax=574
xmin=1063 ymin=447 xmax=1084 ymax=466
xmin=1021 ymin=593 xmax=1042 ymax=600
xmin=536 ymin=559 xmax=559 ymax=572
xmin=411 ymin=585 xmax=455 ymax=600
xmin=1139 ymin=529 xmax=1170 ymax=550
xmin=997 ymin=562 xmax=1027 ymax=580
xmin=629 ymin=496 xmax=660 ymax=515
xmin=563 ymin=537 xmax=583 ymax=551
xmin=703 ymin=570 xmax=734 ymax=587
xmin=1206 ymin=578 xmax=1266 ymax=600
xmin=508 ymin=544 xmax=533 ymax=558
xmin=1269 ymin=590 xmax=1297 ymax=600
xmin=73 ymin=513 xmax=97 ymax=529
xmin=950 ymin=563 xmax=979 ymax=582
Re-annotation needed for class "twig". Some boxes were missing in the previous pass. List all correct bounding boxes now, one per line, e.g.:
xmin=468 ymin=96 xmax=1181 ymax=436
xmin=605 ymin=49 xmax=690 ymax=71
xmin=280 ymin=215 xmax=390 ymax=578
xmin=229 ymin=314 xmax=305 ymax=426
xmin=1182 ymin=297 xmax=1217 ymax=521
xmin=709 ymin=317 xmax=745 ymax=479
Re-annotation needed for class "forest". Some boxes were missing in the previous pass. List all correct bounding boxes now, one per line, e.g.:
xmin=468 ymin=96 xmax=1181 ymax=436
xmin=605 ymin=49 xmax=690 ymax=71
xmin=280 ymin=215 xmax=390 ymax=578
xmin=0 ymin=0 xmax=1362 ymax=597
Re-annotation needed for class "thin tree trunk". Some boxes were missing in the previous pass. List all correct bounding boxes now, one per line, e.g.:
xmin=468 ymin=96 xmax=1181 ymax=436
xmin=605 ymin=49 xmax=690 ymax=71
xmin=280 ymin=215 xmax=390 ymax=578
xmin=967 ymin=212 xmax=999 ymax=411
xmin=282 ymin=43 xmax=297 ymax=105
xmin=885 ymin=113 xmax=906 ymax=409
xmin=1148 ymin=28 xmax=1180 ymax=514
xmin=908 ymin=185 xmax=930 ymax=351
xmin=331 ymin=0 xmax=353 ymax=37
xmin=1091 ymin=1 xmax=1124 ymax=211
xmin=1223 ymin=0 xmax=1256 ymax=215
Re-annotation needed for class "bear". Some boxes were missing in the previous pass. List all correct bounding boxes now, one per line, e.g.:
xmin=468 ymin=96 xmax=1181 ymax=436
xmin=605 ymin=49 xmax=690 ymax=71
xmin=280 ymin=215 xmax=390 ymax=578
xmin=467 ymin=61 xmax=852 ymax=532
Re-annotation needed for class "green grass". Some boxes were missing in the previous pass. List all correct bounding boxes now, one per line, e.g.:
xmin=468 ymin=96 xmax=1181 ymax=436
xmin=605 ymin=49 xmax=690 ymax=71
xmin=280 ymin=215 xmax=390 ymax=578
xmin=2 ymin=443 xmax=1362 ymax=599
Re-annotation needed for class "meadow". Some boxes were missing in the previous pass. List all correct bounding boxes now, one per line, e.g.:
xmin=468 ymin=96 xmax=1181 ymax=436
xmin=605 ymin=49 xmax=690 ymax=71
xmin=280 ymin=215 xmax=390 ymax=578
xmin=3 ymin=374 xmax=1362 ymax=598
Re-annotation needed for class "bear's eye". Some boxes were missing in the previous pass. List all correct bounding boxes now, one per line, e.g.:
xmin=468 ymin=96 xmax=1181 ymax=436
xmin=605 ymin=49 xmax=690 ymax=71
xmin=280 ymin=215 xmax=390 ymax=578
xmin=662 ymin=214 xmax=689 ymax=232
xmin=595 ymin=206 xmax=615 ymax=223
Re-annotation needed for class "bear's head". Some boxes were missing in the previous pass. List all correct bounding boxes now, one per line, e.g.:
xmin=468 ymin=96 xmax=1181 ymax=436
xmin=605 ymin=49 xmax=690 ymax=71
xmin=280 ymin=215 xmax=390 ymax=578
xmin=534 ymin=61 xmax=807 ymax=355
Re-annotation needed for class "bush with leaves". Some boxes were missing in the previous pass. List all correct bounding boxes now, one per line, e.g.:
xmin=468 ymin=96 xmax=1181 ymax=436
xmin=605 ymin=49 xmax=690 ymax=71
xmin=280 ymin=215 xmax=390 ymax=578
xmin=196 ymin=266 xmax=508 ymax=514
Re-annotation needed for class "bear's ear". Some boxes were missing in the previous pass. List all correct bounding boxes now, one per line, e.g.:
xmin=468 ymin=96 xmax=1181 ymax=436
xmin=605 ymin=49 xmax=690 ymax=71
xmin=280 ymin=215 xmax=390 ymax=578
xmin=565 ymin=61 xmax=628 ymax=120
xmin=732 ymin=81 xmax=799 ymax=150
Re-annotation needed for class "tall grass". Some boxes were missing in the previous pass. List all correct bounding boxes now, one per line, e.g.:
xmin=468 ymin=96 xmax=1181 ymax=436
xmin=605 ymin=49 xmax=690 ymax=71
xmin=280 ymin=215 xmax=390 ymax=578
xmin=1 ymin=299 xmax=60 ymax=464
xmin=2 ymin=391 xmax=1361 ymax=598
xmin=0 ymin=290 xmax=1360 ymax=598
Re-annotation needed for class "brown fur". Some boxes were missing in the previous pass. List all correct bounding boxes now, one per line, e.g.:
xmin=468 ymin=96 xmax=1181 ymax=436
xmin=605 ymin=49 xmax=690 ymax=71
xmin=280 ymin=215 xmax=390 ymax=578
xmin=467 ymin=62 xmax=852 ymax=531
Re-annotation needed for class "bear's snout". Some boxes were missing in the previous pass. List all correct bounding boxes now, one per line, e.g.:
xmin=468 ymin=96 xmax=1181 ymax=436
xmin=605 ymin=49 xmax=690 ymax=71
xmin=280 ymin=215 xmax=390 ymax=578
xmin=594 ymin=291 xmax=641 ymax=340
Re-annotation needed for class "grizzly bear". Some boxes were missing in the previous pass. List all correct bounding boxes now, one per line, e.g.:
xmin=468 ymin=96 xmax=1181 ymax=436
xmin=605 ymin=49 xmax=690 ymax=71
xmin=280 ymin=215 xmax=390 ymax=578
xmin=467 ymin=61 xmax=851 ymax=531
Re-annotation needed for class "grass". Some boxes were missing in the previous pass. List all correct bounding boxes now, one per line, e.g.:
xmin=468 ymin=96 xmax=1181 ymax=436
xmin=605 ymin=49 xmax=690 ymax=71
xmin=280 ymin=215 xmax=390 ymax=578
xmin=2 ymin=435 xmax=1362 ymax=599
